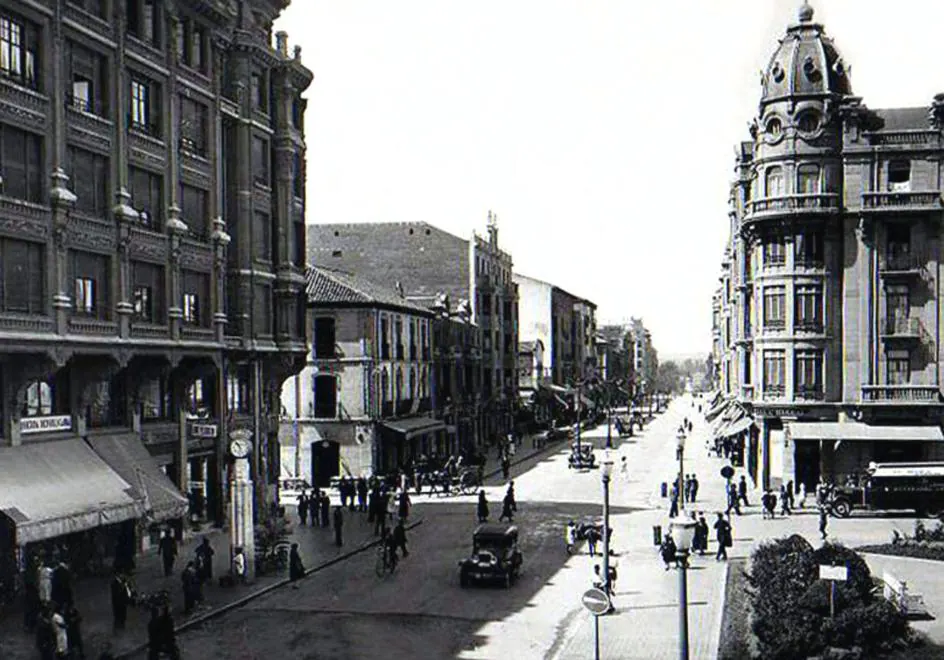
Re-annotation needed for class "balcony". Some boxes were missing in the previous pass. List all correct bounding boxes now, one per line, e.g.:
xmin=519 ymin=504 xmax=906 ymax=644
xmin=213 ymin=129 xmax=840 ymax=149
xmin=763 ymin=319 xmax=786 ymax=333
xmin=881 ymin=317 xmax=923 ymax=343
xmin=762 ymin=385 xmax=786 ymax=401
xmin=861 ymin=191 xmax=942 ymax=214
xmin=794 ymin=388 xmax=825 ymax=402
xmin=879 ymin=249 xmax=926 ymax=278
xmin=865 ymin=130 xmax=941 ymax=147
xmin=744 ymin=193 xmax=840 ymax=225
xmin=861 ymin=385 xmax=941 ymax=403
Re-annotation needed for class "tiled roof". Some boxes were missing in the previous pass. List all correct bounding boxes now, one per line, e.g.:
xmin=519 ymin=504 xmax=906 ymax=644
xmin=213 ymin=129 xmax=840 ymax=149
xmin=874 ymin=107 xmax=928 ymax=131
xmin=305 ymin=266 xmax=433 ymax=315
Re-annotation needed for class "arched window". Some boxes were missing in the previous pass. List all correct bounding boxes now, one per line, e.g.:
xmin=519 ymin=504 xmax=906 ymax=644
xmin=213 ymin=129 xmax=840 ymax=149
xmin=797 ymin=164 xmax=820 ymax=194
xmin=23 ymin=380 xmax=53 ymax=417
xmin=765 ymin=166 xmax=784 ymax=197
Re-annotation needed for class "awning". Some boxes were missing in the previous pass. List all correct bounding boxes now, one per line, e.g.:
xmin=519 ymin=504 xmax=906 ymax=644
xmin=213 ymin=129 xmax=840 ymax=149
xmin=719 ymin=416 xmax=754 ymax=438
xmin=87 ymin=434 xmax=189 ymax=522
xmin=0 ymin=439 xmax=144 ymax=544
xmin=382 ymin=417 xmax=446 ymax=440
xmin=712 ymin=404 xmax=744 ymax=436
xmin=785 ymin=422 xmax=944 ymax=443
xmin=705 ymin=398 xmax=731 ymax=422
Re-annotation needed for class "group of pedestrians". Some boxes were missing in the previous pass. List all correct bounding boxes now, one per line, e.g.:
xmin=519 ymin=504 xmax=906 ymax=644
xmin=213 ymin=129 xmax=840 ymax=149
xmin=476 ymin=482 xmax=518 ymax=524
xmin=659 ymin=511 xmax=732 ymax=569
xmin=667 ymin=472 xmax=700 ymax=518
xmin=296 ymin=488 xmax=333 ymax=528
xmin=22 ymin=552 xmax=84 ymax=660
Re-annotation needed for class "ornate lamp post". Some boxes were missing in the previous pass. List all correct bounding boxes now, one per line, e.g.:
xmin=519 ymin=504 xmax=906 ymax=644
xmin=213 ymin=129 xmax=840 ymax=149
xmin=601 ymin=449 xmax=614 ymax=604
xmin=671 ymin=519 xmax=696 ymax=660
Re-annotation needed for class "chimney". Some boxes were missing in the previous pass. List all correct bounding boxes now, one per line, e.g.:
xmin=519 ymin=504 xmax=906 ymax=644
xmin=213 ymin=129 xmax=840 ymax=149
xmin=275 ymin=31 xmax=289 ymax=57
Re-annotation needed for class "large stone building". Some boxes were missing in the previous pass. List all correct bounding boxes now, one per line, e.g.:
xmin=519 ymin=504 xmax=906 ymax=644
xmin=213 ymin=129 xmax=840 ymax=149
xmin=279 ymin=266 xmax=442 ymax=484
xmin=308 ymin=213 xmax=519 ymax=445
xmin=713 ymin=3 xmax=944 ymax=491
xmin=0 ymin=0 xmax=311 ymax=570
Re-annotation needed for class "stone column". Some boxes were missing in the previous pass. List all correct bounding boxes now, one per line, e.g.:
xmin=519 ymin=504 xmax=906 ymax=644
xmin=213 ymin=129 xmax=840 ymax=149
xmin=211 ymin=217 xmax=231 ymax=343
xmin=115 ymin=193 xmax=139 ymax=338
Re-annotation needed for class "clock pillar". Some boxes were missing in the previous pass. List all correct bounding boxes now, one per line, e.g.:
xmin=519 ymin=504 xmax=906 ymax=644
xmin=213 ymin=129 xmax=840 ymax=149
xmin=228 ymin=428 xmax=256 ymax=580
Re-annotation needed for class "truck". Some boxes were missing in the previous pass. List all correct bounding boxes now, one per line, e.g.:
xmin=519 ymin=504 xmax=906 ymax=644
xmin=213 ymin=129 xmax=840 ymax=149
xmin=829 ymin=462 xmax=944 ymax=518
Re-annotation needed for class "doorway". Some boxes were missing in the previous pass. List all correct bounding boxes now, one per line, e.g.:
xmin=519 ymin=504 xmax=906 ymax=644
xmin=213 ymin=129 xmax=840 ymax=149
xmin=311 ymin=440 xmax=340 ymax=488
xmin=794 ymin=440 xmax=821 ymax=491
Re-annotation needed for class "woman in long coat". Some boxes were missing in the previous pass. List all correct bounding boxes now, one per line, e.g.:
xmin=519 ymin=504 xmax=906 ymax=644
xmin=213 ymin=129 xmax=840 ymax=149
xmin=476 ymin=490 xmax=489 ymax=523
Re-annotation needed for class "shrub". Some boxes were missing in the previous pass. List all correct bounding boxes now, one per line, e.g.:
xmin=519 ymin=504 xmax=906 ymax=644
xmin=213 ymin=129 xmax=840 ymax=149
xmin=823 ymin=599 xmax=908 ymax=651
xmin=811 ymin=543 xmax=875 ymax=603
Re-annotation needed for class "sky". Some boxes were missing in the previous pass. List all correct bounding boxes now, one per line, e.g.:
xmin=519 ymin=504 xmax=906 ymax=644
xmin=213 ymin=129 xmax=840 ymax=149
xmin=274 ymin=0 xmax=944 ymax=358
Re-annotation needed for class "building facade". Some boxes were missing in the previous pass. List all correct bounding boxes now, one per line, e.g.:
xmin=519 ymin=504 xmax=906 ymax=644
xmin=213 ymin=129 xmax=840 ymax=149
xmin=279 ymin=266 xmax=442 ymax=485
xmin=713 ymin=3 xmax=944 ymax=491
xmin=0 ymin=0 xmax=311 ymax=569
xmin=308 ymin=214 xmax=519 ymax=446
xmin=514 ymin=273 xmax=597 ymax=386
xmin=629 ymin=317 xmax=657 ymax=402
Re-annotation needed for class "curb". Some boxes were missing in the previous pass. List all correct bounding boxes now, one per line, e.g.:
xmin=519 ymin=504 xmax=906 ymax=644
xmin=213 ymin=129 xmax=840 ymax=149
xmin=116 ymin=518 xmax=425 ymax=659
xmin=709 ymin=558 xmax=731 ymax=660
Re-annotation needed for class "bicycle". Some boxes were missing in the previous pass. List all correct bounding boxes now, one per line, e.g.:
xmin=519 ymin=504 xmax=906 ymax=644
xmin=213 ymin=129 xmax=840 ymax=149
xmin=374 ymin=544 xmax=397 ymax=577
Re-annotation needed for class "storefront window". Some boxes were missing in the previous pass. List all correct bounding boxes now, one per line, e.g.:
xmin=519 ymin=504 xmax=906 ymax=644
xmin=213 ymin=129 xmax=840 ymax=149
xmin=140 ymin=375 xmax=171 ymax=420
xmin=23 ymin=379 xmax=52 ymax=416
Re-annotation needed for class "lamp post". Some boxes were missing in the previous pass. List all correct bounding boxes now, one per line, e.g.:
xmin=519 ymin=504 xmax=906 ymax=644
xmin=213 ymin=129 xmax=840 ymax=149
xmin=671 ymin=519 xmax=696 ymax=660
xmin=605 ymin=384 xmax=613 ymax=450
xmin=601 ymin=449 xmax=614 ymax=606
xmin=676 ymin=428 xmax=687 ymax=514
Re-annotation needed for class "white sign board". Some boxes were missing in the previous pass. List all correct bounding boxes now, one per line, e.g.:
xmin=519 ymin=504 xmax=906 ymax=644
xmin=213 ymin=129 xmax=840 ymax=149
xmin=191 ymin=423 xmax=219 ymax=439
xmin=20 ymin=414 xmax=72 ymax=435
xmin=819 ymin=565 xmax=848 ymax=581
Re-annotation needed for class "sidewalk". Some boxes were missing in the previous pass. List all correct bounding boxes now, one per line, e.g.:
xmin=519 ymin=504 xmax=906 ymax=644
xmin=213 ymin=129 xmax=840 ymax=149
xmin=0 ymin=505 xmax=413 ymax=660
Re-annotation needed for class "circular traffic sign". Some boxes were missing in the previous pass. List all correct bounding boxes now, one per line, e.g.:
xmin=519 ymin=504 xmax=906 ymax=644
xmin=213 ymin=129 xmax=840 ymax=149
xmin=581 ymin=587 xmax=611 ymax=615
xmin=720 ymin=465 xmax=735 ymax=479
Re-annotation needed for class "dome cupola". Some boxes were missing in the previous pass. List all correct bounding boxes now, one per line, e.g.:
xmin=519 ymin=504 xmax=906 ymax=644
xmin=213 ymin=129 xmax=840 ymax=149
xmin=759 ymin=3 xmax=851 ymax=109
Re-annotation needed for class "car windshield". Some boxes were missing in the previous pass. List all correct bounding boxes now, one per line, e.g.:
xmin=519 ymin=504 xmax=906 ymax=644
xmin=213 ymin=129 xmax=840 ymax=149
xmin=474 ymin=538 xmax=511 ymax=553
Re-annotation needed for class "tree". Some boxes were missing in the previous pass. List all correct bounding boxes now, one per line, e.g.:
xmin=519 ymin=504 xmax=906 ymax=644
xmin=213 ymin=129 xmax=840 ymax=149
xmin=655 ymin=360 xmax=684 ymax=394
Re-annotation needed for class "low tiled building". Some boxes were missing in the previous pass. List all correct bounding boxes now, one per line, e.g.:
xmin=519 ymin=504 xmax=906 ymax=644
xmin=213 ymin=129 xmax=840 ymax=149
xmin=280 ymin=266 xmax=441 ymax=485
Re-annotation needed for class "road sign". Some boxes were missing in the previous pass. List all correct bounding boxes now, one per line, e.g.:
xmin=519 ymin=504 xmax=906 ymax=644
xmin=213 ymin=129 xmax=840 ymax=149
xmin=581 ymin=587 xmax=611 ymax=616
xmin=819 ymin=565 xmax=848 ymax=581
xmin=720 ymin=465 xmax=735 ymax=479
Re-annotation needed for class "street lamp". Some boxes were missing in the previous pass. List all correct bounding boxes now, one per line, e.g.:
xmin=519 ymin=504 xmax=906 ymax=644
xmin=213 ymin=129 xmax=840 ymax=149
xmin=605 ymin=383 xmax=613 ymax=450
xmin=601 ymin=449 xmax=614 ymax=606
xmin=671 ymin=519 xmax=696 ymax=660
xmin=676 ymin=428 xmax=687 ymax=514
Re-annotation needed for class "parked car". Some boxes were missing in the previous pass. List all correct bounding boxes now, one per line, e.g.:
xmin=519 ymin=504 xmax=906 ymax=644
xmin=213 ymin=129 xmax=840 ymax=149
xmin=568 ymin=443 xmax=597 ymax=469
xmin=278 ymin=478 xmax=311 ymax=506
xmin=829 ymin=462 xmax=944 ymax=518
xmin=458 ymin=524 xmax=523 ymax=588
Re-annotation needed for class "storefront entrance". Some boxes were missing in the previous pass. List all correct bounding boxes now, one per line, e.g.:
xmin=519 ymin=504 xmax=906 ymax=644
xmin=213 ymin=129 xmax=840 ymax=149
xmin=794 ymin=440 xmax=821 ymax=491
xmin=311 ymin=440 xmax=340 ymax=488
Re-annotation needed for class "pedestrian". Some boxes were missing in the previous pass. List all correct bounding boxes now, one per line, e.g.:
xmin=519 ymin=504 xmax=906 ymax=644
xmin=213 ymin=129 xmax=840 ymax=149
xmin=339 ymin=477 xmax=348 ymax=508
xmin=298 ymin=491 xmax=309 ymax=526
xmin=181 ymin=562 xmax=200 ymax=614
xmin=289 ymin=543 xmax=305 ymax=582
xmin=320 ymin=492 xmax=331 ymax=528
xmin=36 ymin=603 xmax=55 ymax=660
xmin=505 ymin=481 xmax=517 ymax=513
xmin=158 ymin=528 xmax=178 ymax=577
xmin=501 ymin=454 xmax=511 ymax=480
xmin=819 ymin=504 xmax=829 ymax=541
xmin=798 ymin=482 xmax=807 ymax=509
xmin=477 ymin=490 xmax=489 ymax=523
xmin=586 ymin=525 xmax=600 ymax=557
xmin=333 ymin=505 xmax=344 ymax=547
xmin=620 ymin=456 xmax=629 ymax=481
xmin=357 ymin=477 xmax=368 ymax=512
xmin=232 ymin=546 xmax=247 ymax=585
xmin=737 ymin=475 xmax=750 ymax=507
xmin=714 ymin=513 xmax=732 ymax=561
xmin=660 ymin=533 xmax=677 ymax=570
xmin=565 ymin=520 xmax=577 ymax=554
xmin=148 ymin=605 xmax=180 ymax=660
xmin=64 ymin=604 xmax=83 ymax=659
xmin=398 ymin=488 xmax=411 ymax=521
xmin=195 ymin=537 xmax=215 ymax=584
xmin=392 ymin=519 xmax=409 ymax=558
xmin=767 ymin=489 xmax=778 ymax=519
xmin=695 ymin=514 xmax=709 ymax=556
xmin=726 ymin=483 xmax=741 ymax=517
xmin=690 ymin=474 xmax=699 ymax=503
xmin=779 ymin=485 xmax=791 ymax=516
xmin=110 ymin=571 xmax=132 ymax=630
xmin=668 ymin=481 xmax=679 ymax=518
xmin=23 ymin=553 xmax=40 ymax=630
xmin=498 ymin=491 xmax=515 ymax=522
xmin=786 ymin=480 xmax=796 ymax=511
xmin=51 ymin=561 xmax=73 ymax=609
xmin=51 ymin=606 xmax=68 ymax=659
xmin=39 ymin=560 xmax=53 ymax=604
xmin=683 ymin=474 xmax=692 ymax=503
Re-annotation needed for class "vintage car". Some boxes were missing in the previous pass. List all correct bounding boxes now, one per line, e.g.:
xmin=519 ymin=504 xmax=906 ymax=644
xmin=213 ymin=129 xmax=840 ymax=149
xmin=568 ymin=443 xmax=597 ymax=469
xmin=458 ymin=523 xmax=523 ymax=588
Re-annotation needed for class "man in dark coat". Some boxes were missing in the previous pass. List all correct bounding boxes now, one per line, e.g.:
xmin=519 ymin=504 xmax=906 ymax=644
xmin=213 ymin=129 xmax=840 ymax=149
xmin=110 ymin=572 xmax=132 ymax=630
xmin=476 ymin=490 xmax=489 ymax=523
xmin=51 ymin=561 xmax=73 ymax=608
xmin=392 ymin=519 xmax=409 ymax=558
xmin=158 ymin=529 xmax=178 ymax=577
xmin=298 ymin=491 xmax=309 ymax=526
xmin=714 ymin=513 xmax=731 ymax=561
xmin=65 ymin=604 xmax=84 ymax=658
xmin=320 ymin=492 xmax=330 ymax=528
xmin=181 ymin=562 xmax=200 ymax=614
xmin=333 ymin=506 xmax=344 ymax=547
xmin=195 ymin=537 xmax=214 ymax=584
xmin=289 ymin=543 xmax=305 ymax=581
xmin=357 ymin=478 xmax=369 ymax=512
xmin=737 ymin=475 xmax=750 ymax=506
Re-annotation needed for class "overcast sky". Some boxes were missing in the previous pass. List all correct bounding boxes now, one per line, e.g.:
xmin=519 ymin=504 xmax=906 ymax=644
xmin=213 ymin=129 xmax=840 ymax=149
xmin=274 ymin=1 xmax=944 ymax=358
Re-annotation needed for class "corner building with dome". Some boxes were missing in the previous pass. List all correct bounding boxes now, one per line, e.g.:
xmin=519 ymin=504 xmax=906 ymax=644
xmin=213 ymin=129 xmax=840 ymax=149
xmin=711 ymin=3 xmax=944 ymax=498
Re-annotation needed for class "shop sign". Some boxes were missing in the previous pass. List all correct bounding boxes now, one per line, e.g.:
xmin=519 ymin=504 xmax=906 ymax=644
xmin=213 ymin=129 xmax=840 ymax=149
xmin=20 ymin=414 xmax=72 ymax=435
xmin=191 ymin=423 xmax=219 ymax=439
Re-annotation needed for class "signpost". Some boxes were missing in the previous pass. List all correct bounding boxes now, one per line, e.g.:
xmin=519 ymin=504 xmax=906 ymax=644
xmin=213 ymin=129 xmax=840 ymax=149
xmin=582 ymin=588 xmax=611 ymax=660
xmin=819 ymin=564 xmax=848 ymax=618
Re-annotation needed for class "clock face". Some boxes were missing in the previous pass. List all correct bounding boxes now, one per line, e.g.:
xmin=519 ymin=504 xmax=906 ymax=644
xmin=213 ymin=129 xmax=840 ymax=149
xmin=230 ymin=439 xmax=251 ymax=458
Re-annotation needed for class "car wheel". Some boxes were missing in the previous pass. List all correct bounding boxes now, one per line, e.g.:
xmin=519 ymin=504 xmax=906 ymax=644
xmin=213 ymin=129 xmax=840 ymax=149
xmin=831 ymin=499 xmax=852 ymax=518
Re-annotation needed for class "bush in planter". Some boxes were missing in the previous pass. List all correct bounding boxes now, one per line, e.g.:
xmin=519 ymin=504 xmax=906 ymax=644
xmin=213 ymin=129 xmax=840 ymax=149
xmin=821 ymin=599 xmax=907 ymax=651
xmin=747 ymin=534 xmax=818 ymax=619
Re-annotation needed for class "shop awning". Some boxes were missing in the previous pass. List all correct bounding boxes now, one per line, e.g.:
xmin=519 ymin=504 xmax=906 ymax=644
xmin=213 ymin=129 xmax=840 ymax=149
xmin=0 ymin=439 xmax=144 ymax=544
xmin=712 ymin=404 xmax=744 ymax=436
xmin=785 ymin=422 xmax=944 ymax=443
xmin=382 ymin=417 xmax=446 ymax=440
xmin=87 ymin=434 xmax=189 ymax=523
xmin=705 ymin=398 xmax=731 ymax=422
xmin=718 ymin=416 xmax=755 ymax=438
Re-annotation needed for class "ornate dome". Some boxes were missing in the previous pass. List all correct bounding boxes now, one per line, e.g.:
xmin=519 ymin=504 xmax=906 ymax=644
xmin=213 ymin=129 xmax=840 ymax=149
xmin=760 ymin=3 xmax=851 ymax=107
